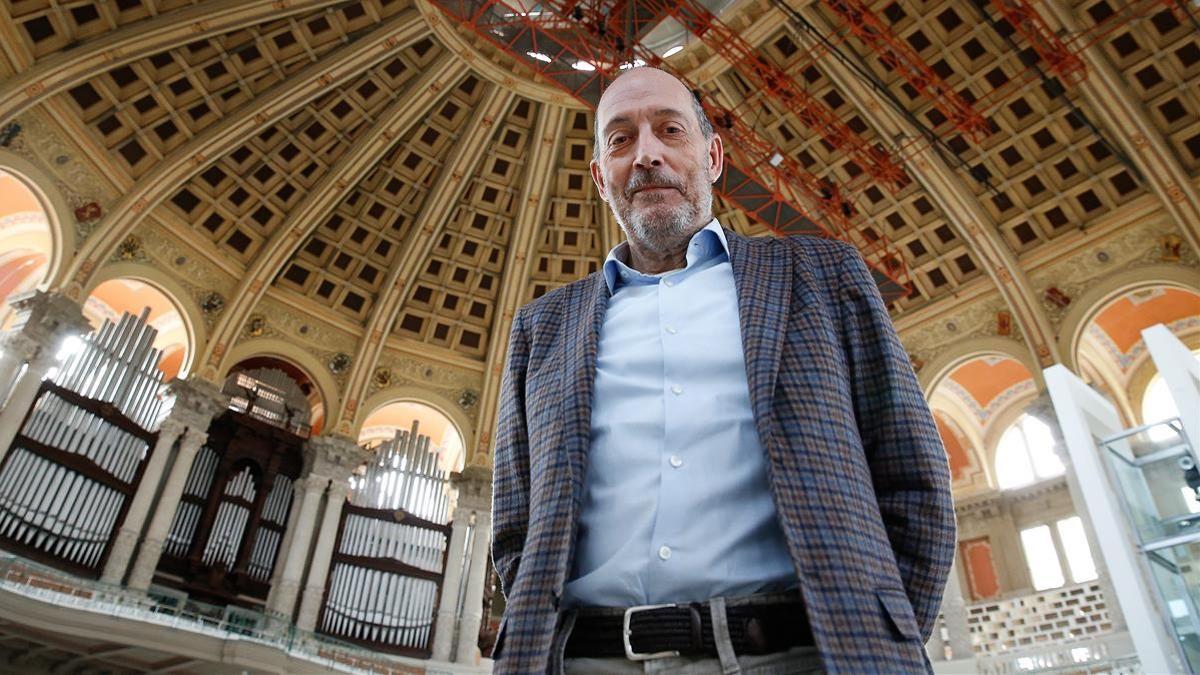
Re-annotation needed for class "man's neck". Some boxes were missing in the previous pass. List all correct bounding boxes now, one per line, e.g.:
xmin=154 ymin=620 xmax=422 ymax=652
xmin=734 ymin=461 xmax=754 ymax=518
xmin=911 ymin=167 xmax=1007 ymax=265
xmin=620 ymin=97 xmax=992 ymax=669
xmin=624 ymin=218 xmax=713 ymax=275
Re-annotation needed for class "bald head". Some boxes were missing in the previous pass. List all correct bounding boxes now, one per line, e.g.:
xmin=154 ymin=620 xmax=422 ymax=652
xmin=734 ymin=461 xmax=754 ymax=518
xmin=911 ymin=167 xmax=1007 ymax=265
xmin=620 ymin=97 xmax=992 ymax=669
xmin=593 ymin=67 xmax=714 ymax=158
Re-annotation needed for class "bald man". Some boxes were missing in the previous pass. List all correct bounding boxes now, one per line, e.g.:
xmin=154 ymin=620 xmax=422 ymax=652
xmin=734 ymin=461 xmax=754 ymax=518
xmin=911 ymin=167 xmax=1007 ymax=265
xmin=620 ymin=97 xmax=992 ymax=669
xmin=490 ymin=67 xmax=955 ymax=674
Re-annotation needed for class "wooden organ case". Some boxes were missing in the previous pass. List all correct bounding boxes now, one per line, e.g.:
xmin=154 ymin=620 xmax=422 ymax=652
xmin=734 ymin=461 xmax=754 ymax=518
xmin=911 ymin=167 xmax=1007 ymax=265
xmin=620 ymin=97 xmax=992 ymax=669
xmin=0 ymin=311 xmax=164 ymax=577
xmin=318 ymin=423 xmax=451 ymax=656
xmin=153 ymin=368 xmax=307 ymax=607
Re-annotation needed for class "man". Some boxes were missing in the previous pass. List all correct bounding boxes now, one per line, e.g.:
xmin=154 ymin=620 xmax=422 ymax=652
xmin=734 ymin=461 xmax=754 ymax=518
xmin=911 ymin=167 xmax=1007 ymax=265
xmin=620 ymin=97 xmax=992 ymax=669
xmin=491 ymin=67 xmax=955 ymax=674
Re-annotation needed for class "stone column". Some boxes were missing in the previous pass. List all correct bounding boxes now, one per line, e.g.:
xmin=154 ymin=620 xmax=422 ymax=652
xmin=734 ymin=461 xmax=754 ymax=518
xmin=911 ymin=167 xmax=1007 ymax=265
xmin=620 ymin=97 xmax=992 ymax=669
xmin=940 ymin=557 xmax=973 ymax=661
xmin=296 ymin=479 xmax=350 ymax=631
xmin=127 ymin=426 xmax=209 ymax=590
xmin=294 ymin=434 xmax=369 ymax=631
xmin=453 ymin=465 xmax=494 ymax=664
xmin=265 ymin=480 xmax=307 ymax=607
xmin=431 ymin=504 xmax=472 ymax=661
xmin=266 ymin=473 xmax=329 ymax=617
xmin=101 ymin=417 xmax=187 ymax=583
xmin=1027 ymin=391 xmax=1127 ymax=631
xmin=0 ymin=290 xmax=90 ymax=463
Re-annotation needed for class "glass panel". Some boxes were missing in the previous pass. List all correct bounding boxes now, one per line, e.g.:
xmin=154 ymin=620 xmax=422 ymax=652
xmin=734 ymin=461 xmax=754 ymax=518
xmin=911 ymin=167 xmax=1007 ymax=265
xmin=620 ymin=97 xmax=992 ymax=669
xmin=1055 ymin=516 xmax=1098 ymax=583
xmin=1021 ymin=525 xmax=1065 ymax=591
xmin=1145 ymin=539 xmax=1200 ymax=671
xmin=1101 ymin=421 xmax=1196 ymax=546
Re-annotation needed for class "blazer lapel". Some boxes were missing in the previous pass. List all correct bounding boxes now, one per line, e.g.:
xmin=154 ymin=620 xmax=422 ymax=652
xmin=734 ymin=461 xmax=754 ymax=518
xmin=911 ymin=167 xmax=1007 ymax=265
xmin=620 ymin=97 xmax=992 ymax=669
xmin=561 ymin=273 xmax=609 ymax=507
xmin=726 ymin=229 xmax=791 ymax=448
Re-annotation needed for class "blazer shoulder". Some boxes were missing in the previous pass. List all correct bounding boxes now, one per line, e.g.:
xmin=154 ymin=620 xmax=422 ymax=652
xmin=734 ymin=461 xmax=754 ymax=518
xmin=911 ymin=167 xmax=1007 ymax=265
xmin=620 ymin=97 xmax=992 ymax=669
xmin=515 ymin=271 xmax=603 ymax=324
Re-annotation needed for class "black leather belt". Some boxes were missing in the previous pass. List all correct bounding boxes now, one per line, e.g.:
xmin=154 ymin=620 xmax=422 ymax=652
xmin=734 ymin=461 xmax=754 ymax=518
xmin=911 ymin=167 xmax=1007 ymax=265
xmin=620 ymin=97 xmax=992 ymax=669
xmin=565 ymin=593 xmax=814 ymax=661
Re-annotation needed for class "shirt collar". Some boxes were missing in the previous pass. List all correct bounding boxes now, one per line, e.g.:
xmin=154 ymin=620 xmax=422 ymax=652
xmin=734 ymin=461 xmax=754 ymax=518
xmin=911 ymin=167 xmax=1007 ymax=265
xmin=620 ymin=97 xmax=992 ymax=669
xmin=602 ymin=218 xmax=729 ymax=294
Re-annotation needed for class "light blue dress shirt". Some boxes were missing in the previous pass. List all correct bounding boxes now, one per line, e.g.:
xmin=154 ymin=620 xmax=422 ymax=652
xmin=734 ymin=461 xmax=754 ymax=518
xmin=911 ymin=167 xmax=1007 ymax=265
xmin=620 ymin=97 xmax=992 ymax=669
xmin=561 ymin=219 xmax=798 ymax=608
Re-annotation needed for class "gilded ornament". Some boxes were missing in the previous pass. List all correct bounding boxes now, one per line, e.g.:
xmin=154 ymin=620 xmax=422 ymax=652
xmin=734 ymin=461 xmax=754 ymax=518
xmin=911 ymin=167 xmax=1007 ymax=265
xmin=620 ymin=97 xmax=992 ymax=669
xmin=200 ymin=291 xmax=225 ymax=314
xmin=245 ymin=315 xmax=267 ymax=338
xmin=459 ymin=389 xmax=479 ymax=410
xmin=372 ymin=367 xmax=392 ymax=388
xmin=328 ymin=352 xmax=352 ymax=374
xmin=1160 ymin=234 xmax=1183 ymax=262
xmin=117 ymin=235 xmax=142 ymax=260
xmin=0 ymin=123 xmax=20 ymax=147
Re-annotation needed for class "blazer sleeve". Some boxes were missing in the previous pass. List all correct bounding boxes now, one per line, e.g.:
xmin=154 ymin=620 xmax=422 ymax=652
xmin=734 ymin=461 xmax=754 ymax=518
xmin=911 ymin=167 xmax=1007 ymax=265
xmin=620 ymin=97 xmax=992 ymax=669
xmin=836 ymin=244 xmax=957 ymax=641
xmin=492 ymin=307 xmax=531 ymax=599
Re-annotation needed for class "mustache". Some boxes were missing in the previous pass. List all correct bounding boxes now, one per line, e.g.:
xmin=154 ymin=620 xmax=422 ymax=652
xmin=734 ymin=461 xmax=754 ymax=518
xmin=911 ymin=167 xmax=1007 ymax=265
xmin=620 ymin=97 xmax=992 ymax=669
xmin=625 ymin=170 xmax=685 ymax=195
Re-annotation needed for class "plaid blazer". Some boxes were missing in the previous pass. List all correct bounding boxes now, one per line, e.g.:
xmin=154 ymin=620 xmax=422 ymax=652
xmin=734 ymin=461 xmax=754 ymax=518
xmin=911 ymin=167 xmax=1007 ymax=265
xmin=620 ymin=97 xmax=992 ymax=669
xmin=491 ymin=228 xmax=956 ymax=673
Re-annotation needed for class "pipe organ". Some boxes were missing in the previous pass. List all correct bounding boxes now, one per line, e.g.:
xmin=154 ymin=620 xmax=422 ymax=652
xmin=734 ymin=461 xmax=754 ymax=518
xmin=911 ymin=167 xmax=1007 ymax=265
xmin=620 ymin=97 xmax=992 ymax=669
xmin=0 ymin=310 xmax=163 ymax=576
xmin=319 ymin=423 xmax=451 ymax=656
xmin=153 ymin=373 xmax=305 ymax=606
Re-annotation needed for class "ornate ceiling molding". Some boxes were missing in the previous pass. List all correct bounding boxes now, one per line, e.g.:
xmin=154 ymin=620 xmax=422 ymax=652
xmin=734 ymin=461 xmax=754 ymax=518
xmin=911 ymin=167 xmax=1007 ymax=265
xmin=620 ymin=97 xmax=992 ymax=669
xmin=0 ymin=0 xmax=347 ymax=125
xmin=1040 ymin=3 xmax=1200 ymax=255
xmin=200 ymin=52 xmax=467 ymax=381
xmin=58 ymin=9 xmax=430 ymax=298
xmin=791 ymin=10 xmax=1061 ymax=369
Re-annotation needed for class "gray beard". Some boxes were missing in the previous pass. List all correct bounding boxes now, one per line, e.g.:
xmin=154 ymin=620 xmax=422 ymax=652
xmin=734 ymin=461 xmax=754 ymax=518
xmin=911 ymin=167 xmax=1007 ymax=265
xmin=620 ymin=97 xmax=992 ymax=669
xmin=613 ymin=182 xmax=713 ymax=258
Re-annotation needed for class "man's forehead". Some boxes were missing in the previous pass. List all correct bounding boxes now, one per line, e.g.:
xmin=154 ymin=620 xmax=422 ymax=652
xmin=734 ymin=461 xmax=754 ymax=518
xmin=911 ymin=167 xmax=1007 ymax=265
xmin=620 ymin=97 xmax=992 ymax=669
xmin=597 ymin=68 xmax=692 ymax=120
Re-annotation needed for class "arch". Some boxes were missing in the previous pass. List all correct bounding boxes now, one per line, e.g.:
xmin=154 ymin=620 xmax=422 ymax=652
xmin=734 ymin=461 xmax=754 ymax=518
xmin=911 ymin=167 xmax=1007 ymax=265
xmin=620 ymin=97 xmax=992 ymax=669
xmin=919 ymin=336 xmax=1042 ymax=399
xmin=0 ymin=149 xmax=74 ymax=292
xmin=221 ymin=338 xmax=340 ymax=438
xmin=83 ymin=262 xmax=206 ymax=381
xmin=1057 ymin=264 xmax=1200 ymax=374
xmin=354 ymin=385 xmax=474 ymax=471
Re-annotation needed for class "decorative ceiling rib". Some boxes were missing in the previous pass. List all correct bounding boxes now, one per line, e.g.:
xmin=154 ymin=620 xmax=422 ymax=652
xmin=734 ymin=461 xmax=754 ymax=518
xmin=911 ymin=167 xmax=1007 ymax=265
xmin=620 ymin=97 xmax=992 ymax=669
xmin=472 ymin=103 xmax=567 ymax=464
xmin=334 ymin=79 xmax=515 ymax=432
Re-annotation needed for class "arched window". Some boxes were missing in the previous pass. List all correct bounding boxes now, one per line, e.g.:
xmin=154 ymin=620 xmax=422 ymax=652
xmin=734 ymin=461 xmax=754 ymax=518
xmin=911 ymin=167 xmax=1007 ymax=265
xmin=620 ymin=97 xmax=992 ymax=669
xmin=84 ymin=278 xmax=193 ymax=381
xmin=0 ymin=168 xmax=53 ymax=328
xmin=359 ymin=401 xmax=465 ymax=473
xmin=995 ymin=413 xmax=1063 ymax=489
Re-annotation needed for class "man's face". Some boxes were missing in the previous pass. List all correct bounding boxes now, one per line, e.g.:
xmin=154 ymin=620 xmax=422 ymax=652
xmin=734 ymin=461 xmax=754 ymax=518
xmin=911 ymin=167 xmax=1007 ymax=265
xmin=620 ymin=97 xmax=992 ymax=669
xmin=591 ymin=69 xmax=723 ymax=257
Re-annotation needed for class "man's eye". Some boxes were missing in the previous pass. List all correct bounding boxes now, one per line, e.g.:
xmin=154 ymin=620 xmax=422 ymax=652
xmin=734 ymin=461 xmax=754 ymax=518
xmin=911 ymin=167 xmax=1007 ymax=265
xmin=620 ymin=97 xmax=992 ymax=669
xmin=609 ymin=135 xmax=628 ymax=146
xmin=665 ymin=125 xmax=684 ymax=134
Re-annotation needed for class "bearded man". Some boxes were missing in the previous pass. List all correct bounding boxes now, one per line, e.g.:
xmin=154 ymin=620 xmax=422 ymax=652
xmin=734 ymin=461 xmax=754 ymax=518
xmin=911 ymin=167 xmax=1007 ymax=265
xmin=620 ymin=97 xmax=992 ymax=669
xmin=490 ymin=67 xmax=955 ymax=674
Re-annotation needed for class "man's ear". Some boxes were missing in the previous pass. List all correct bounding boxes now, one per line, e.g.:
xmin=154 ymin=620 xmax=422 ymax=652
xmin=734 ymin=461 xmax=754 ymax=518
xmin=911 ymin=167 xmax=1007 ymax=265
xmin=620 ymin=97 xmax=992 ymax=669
xmin=707 ymin=133 xmax=724 ymax=184
xmin=590 ymin=159 xmax=609 ymax=202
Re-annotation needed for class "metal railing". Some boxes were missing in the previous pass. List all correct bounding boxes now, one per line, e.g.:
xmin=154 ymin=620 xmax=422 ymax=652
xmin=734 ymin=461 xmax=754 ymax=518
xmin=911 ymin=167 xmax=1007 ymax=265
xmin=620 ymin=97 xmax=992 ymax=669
xmin=0 ymin=553 xmax=472 ymax=674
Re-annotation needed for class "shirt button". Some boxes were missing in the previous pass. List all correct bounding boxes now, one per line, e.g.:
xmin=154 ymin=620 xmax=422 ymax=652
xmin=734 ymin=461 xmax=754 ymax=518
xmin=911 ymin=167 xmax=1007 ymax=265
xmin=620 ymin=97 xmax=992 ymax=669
xmin=669 ymin=455 xmax=683 ymax=468
xmin=658 ymin=545 xmax=672 ymax=561
xmin=671 ymin=385 xmax=683 ymax=395
xmin=665 ymin=326 xmax=677 ymax=334
xmin=663 ymin=279 xmax=674 ymax=287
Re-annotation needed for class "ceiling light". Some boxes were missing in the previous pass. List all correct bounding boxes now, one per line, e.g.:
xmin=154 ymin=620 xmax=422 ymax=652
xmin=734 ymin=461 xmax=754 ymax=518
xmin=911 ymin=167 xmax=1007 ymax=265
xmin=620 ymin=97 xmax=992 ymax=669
xmin=573 ymin=60 xmax=596 ymax=71
xmin=618 ymin=58 xmax=646 ymax=70
xmin=526 ymin=51 xmax=552 ymax=63
xmin=769 ymin=152 xmax=784 ymax=167
xmin=663 ymin=45 xmax=684 ymax=57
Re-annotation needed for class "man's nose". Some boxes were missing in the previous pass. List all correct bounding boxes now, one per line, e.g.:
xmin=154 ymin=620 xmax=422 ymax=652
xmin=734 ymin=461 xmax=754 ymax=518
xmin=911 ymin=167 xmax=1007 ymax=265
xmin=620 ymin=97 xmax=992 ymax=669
xmin=633 ymin=132 xmax=665 ymax=169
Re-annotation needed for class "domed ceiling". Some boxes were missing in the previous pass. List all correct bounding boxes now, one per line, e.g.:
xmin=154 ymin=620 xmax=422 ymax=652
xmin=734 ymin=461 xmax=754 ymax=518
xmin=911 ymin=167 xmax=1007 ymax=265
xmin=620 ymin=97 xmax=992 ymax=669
xmin=0 ymin=0 xmax=1197 ymax=450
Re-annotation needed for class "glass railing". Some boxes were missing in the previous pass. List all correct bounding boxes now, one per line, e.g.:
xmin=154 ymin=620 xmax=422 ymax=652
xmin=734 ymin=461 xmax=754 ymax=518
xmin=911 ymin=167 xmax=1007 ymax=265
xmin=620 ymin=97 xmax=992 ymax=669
xmin=0 ymin=554 xmax=438 ymax=673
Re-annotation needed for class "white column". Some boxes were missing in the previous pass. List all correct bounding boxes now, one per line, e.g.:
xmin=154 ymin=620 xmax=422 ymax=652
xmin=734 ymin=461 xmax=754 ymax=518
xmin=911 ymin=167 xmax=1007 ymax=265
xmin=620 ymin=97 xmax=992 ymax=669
xmin=127 ymin=427 xmax=208 ymax=590
xmin=0 ymin=290 xmax=89 ymax=462
xmin=0 ymin=332 xmax=37 ymax=405
xmin=296 ymin=479 xmax=350 ymax=631
xmin=101 ymin=417 xmax=187 ymax=583
xmin=456 ymin=508 xmax=493 ymax=664
xmin=0 ymin=348 xmax=58 ymax=464
xmin=940 ymin=558 xmax=973 ymax=661
xmin=432 ymin=505 xmax=471 ymax=661
xmin=266 ymin=480 xmax=306 ymax=608
xmin=267 ymin=473 xmax=329 ymax=617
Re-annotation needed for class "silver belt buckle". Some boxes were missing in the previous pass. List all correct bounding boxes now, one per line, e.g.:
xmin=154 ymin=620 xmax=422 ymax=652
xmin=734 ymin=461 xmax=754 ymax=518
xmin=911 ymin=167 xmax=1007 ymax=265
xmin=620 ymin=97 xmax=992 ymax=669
xmin=623 ymin=603 xmax=681 ymax=661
